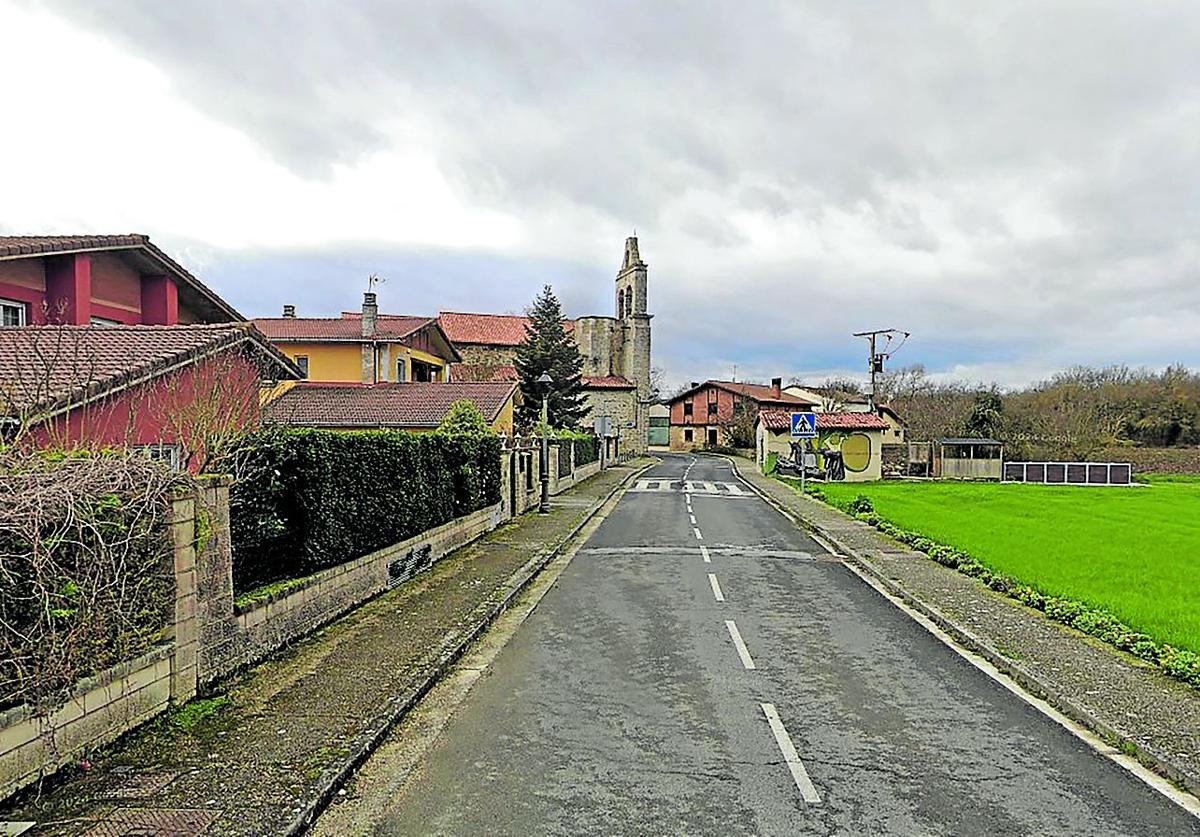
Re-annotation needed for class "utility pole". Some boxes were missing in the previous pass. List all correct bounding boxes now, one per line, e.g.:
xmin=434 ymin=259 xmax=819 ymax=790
xmin=853 ymin=328 xmax=910 ymax=409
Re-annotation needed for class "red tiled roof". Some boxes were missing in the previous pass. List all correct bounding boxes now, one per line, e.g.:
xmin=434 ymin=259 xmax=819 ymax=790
xmin=0 ymin=323 xmax=299 ymax=418
xmin=582 ymin=375 xmax=635 ymax=390
xmin=0 ymin=234 xmax=243 ymax=321
xmin=253 ymin=315 xmax=432 ymax=341
xmin=816 ymin=412 xmax=890 ymax=430
xmin=669 ymin=380 xmax=818 ymax=407
xmin=759 ymin=410 xmax=889 ymax=432
xmin=450 ymin=363 xmax=518 ymax=382
xmin=438 ymin=311 xmax=575 ymax=347
xmin=266 ymin=381 xmax=518 ymax=428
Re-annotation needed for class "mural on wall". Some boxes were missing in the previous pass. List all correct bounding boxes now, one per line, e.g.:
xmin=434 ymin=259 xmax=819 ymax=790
xmin=817 ymin=432 xmax=873 ymax=475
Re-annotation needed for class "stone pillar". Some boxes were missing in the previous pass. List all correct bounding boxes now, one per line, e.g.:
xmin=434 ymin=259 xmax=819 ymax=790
xmin=170 ymin=493 xmax=199 ymax=703
xmin=193 ymin=476 xmax=237 ymax=685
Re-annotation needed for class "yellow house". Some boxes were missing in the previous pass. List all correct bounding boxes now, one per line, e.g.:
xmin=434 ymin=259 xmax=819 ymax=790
xmin=254 ymin=293 xmax=461 ymax=385
xmin=265 ymin=381 xmax=519 ymax=435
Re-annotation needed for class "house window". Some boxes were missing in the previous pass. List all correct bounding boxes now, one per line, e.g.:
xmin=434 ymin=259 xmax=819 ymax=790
xmin=0 ymin=298 xmax=26 ymax=327
xmin=707 ymin=402 xmax=717 ymax=418
xmin=707 ymin=428 xmax=719 ymax=447
xmin=683 ymin=428 xmax=694 ymax=443
xmin=294 ymin=355 xmax=309 ymax=378
xmin=396 ymin=358 xmax=407 ymax=382
xmin=133 ymin=444 xmax=182 ymax=471
xmin=683 ymin=401 xmax=693 ymax=418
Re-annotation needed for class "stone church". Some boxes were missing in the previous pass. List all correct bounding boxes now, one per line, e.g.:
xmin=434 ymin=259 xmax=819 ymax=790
xmin=438 ymin=237 xmax=653 ymax=454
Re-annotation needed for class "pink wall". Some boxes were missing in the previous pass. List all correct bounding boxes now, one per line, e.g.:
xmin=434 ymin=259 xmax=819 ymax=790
xmin=670 ymin=385 xmax=737 ymax=425
xmin=28 ymin=351 xmax=263 ymax=473
xmin=0 ymin=252 xmax=192 ymax=325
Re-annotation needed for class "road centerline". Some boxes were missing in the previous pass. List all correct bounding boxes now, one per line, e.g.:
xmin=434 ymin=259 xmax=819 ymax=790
xmin=761 ymin=703 xmax=821 ymax=804
xmin=693 ymin=527 xmax=704 ymax=540
xmin=708 ymin=573 xmax=725 ymax=602
xmin=724 ymin=619 xmax=756 ymax=670
xmin=699 ymin=545 xmax=711 ymax=563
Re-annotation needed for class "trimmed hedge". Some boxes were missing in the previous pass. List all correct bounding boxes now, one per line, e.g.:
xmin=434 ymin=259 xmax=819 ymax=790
xmin=804 ymin=484 xmax=1200 ymax=694
xmin=573 ymin=435 xmax=599 ymax=466
xmin=227 ymin=429 xmax=501 ymax=593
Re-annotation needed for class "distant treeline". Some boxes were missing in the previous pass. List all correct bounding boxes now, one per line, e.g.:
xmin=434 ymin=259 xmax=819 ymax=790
xmin=830 ymin=364 xmax=1200 ymax=461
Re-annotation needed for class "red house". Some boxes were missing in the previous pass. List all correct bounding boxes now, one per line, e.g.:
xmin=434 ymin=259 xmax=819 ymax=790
xmin=0 ymin=235 xmax=297 ymax=470
xmin=667 ymin=377 xmax=817 ymax=451
xmin=0 ymin=234 xmax=241 ymax=327
xmin=0 ymin=324 xmax=298 ymax=472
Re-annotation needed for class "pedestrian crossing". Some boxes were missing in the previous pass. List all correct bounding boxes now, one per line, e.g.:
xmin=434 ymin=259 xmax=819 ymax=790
xmin=631 ymin=479 xmax=750 ymax=497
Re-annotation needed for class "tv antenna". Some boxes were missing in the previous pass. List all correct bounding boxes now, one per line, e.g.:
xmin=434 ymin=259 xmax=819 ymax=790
xmin=367 ymin=273 xmax=386 ymax=293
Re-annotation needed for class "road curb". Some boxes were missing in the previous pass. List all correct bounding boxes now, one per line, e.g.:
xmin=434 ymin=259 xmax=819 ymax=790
xmin=718 ymin=454 xmax=1200 ymax=801
xmin=288 ymin=459 xmax=656 ymax=836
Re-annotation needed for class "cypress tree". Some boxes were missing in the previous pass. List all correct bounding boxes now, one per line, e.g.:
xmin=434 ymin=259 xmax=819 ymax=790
xmin=515 ymin=285 xmax=590 ymax=429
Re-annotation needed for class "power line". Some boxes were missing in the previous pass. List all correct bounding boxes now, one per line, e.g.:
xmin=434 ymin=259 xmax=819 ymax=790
xmin=852 ymin=328 xmax=911 ymax=408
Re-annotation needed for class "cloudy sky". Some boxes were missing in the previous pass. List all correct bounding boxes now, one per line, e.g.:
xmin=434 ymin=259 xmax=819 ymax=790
xmin=2 ymin=1 xmax=1198 ymax=390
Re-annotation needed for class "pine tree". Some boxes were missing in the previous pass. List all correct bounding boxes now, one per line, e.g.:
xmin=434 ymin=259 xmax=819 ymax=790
xmin=514 ymin=285 xmax=590 ymax=429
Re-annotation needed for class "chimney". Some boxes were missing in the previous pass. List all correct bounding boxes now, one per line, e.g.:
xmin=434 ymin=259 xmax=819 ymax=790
xmin=282 ymin=304 xmax=296 ymax=318
xmin=771 ymin=377 xmax=782 ymax=399
xmin=361 ymin=292 xmax=378 ymax=337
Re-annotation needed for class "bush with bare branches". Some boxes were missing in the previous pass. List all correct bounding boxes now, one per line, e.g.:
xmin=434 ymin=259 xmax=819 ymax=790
xmin=0 ymin=450 xmax=185 ymax=713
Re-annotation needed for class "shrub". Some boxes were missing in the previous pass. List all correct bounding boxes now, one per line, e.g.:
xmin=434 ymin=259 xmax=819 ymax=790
xmin=846 ymin=494 xmax=875 ymax=515
xmin=438 ymin=400 xmax=491 ymax=436
xmin=0 ymin=451 xmax=181 ymax=712
xmin=225 ymin=428 xmax=501 ymax=593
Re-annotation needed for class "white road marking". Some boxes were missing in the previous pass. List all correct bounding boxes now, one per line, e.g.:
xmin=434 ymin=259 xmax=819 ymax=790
xmin=725 ymin=620 xmax=756 ymax=669
xmin=708 ymin=573 xmax=725 ymax=602
xmin=703 ymin=481 xmax=718 ymax=493
xmin=761 ymin=703 xmax=821 ymax=804
xmin=689 ymin=513 xmax=697 ymax=525
xmin=693 ymin=527 xmax=704 ymax=541
xmin=700 ymin=545 xmax=711 ymax=563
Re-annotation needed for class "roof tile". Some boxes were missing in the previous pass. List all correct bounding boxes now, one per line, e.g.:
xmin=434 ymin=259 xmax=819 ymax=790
xmin=438 ymin=311 xmax=574 ymax=347
xmin=266 ymin=381 xmax=518 ymax=428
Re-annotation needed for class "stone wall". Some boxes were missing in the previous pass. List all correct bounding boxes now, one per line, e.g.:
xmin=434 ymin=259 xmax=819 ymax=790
xmin=1 ymin=445 xmax=614 ymax=800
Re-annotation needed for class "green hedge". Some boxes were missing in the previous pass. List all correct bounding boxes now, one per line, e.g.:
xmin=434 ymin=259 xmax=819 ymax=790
xmin=227 ymin=429 xmax=501 ymax=593
xmin=573 ymin=435 xmax=599 ymax=466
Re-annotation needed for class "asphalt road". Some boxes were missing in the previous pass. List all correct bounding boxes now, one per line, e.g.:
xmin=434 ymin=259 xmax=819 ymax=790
xmin=363 ymin=454 xmax=1200 ymax=835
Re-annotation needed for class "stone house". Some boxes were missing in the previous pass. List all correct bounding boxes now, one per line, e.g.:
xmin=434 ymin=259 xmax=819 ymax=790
xmin=437 ymin=237 xmax=653 ymax=454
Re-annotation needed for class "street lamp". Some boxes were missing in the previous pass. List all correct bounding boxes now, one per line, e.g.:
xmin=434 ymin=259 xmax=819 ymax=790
xmin=537 ymin=372 xmax=553 ymax=513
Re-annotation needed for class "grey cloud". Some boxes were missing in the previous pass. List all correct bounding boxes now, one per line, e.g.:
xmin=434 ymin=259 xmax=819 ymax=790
xmin=27 ymin=0 xmax=1200 ymax=383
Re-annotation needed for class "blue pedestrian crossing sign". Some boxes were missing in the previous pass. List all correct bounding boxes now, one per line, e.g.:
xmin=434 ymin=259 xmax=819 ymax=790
xmin=791 ymin=412 xmax=817 ymax=439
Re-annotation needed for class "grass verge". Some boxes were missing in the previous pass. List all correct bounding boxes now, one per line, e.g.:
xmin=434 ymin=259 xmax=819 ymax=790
xmin=783 ymin=476 xmax=1200 ymax=692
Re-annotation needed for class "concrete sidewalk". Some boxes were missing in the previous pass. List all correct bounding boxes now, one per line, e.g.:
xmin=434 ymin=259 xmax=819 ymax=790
xmin=732 ymin=459 xmax=1200 ymax=801
xmin=1 ymin=459 xmax=652 ymax=837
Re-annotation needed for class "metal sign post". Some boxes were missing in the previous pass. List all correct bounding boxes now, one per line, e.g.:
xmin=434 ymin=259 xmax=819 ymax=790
xmin=790 ymin=412 xmax=817 ymax=495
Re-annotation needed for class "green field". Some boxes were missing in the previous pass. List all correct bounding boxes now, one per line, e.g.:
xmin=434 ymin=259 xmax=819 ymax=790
xmin=818 ymin=477 xmax=1200 ymax=653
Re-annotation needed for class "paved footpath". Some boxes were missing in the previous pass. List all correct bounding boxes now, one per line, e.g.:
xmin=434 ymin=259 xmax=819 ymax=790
xmin=0 ymin=461 xmax=648 ymax=836
xmin=331 ymin=453 xmax=1200 ymax=835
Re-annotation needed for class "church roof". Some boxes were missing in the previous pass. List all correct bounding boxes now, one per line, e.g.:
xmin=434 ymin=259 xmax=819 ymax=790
xmin=438 ymin=311 xmax=575 ymax=347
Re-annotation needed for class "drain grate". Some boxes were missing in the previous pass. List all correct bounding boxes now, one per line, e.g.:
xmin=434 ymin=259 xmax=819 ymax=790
xmin=82 ymin=808 xmax=216 ymax=837
xmin=99 ymin=771 xmax=180 ymax=800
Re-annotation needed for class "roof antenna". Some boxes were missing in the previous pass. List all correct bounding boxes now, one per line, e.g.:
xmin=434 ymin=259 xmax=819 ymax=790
xmin=367 ymin=273 xmax=386 ymax=292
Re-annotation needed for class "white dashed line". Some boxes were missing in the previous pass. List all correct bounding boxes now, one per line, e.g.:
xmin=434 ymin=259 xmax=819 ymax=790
xmin=725 ymin=620 xmax=756 ymax=670
xmin=689 ymin=513 xmax=697 ymax=525
xmin=761 ymin=703 xmax=821 ymax=804
xmin=693 ymin=527 xmax=704 ymax=541
xmin=708 ymin=573 xmax=725 ymax=602
xmin=699 ymin=545 xmax=711 ymax=563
